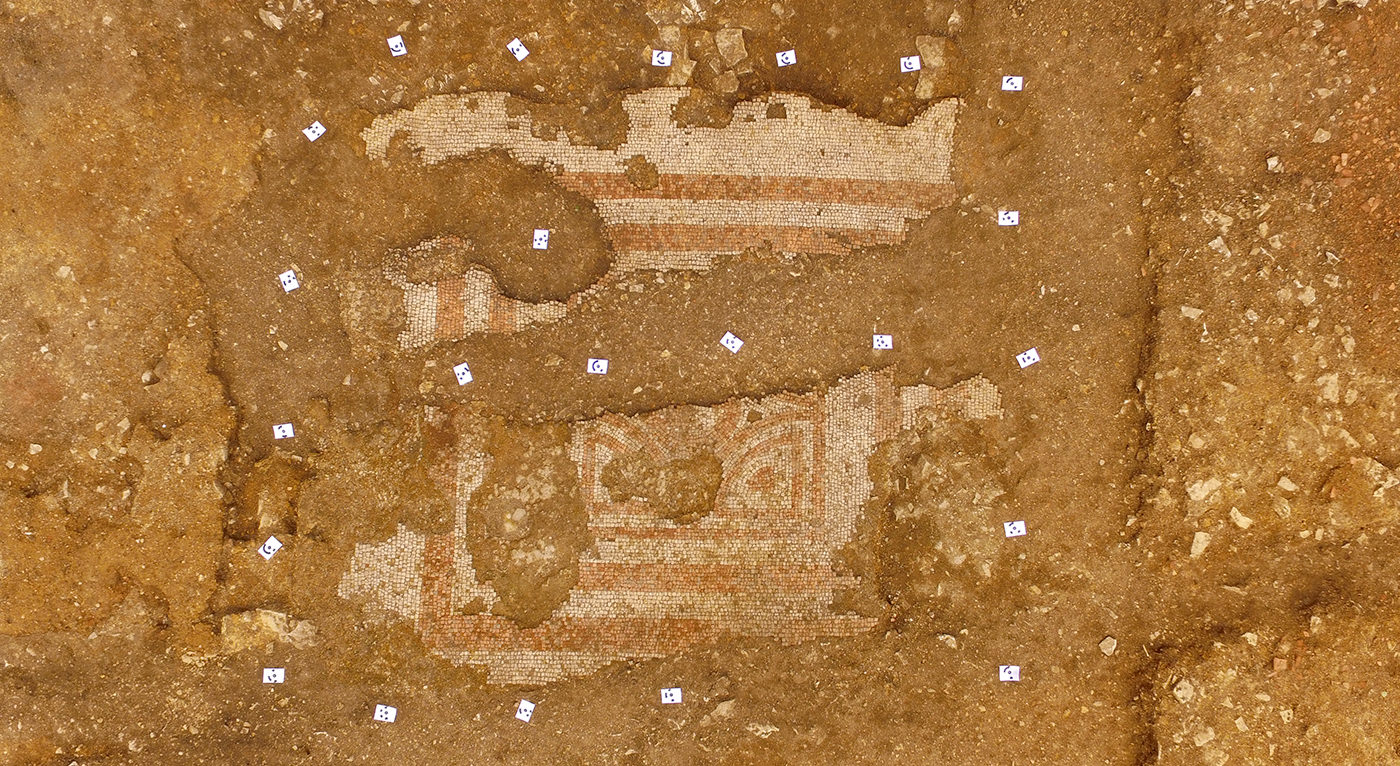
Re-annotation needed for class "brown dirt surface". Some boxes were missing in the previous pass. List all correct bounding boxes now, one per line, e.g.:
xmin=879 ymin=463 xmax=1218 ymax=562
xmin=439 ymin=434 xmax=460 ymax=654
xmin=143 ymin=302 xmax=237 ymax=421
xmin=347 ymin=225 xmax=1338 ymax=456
xmin=2 ymin=0 xmax=1399 ymax=763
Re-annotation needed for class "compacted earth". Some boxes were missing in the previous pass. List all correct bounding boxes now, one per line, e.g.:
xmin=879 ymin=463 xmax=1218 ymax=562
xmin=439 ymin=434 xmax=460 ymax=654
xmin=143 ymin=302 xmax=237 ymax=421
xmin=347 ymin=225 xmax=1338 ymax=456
xmin=2 ymin=0 xmax=1398 ymax=763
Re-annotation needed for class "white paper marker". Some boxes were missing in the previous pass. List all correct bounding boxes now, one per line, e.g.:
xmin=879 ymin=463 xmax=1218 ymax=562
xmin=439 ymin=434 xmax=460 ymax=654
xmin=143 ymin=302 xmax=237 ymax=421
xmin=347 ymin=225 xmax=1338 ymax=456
xmin=258 ymin=535 xmax=283 ymax=560
xmin=278 ymin=269 xmax=300 ymax=292
xmin=273 ymin=423 xmax=295 ymax=440
xmin=587 ymin=358 xmax=609 ymax=375
xmin=373 ymin=704 xmax=397 ymax=723
xmin=387 ymin=35 xmax=407 ymax=56
xmin=997 ymin=210 xmax=1020 ymax=226
xmin=1002 ymin=75 xmax=1024 ymax=91
xmin=1015 ymin=347 xmax=1040 ymax=369
xmin=873 ymin=334 xmax=893 ymax=350
xmin=652 ymin=49 xmax=673 ymax=67
xmin=532 ymin=229 xmax=550 ymax=249
xmin=720 ymin=332 xmax=744 ymax=353
xmin=516 ymin=699 xmax=535 ymax=722
xmin=999 ymin=665 xmax=1021 ymax=682
xmin=661 ymin=687 xmax=683 ymax=704
xmin=776 ymin=49 xmax=796 ymax=67
xmin=453 ymin=362 xmax=473 ymax=386
xmin=302 ymin=121 xmax=326 ymax=142
xmin=263 ymin=667 xmax=286 ymax=684
xmin=900 ymin=55 xmax=921 ymax=73
xmin=507 ymin=38 xmax=529 ymax=61
xmin=1003 ymin=520 xmax=1027 ymax=538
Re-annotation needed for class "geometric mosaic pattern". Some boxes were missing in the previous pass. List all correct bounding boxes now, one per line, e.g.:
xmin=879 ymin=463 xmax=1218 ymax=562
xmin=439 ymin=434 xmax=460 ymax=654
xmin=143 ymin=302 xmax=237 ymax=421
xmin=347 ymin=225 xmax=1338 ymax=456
xmin=339 ymin=370 xmax=1001 ymax=684
xmin=362 ymin=88 xmax=960 ymax=347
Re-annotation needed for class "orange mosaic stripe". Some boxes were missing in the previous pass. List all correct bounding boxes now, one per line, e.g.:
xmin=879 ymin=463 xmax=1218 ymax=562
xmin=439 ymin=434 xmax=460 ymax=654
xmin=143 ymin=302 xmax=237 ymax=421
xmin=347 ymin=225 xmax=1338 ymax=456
xmin=435 ymin=276 xmax=465 ymax=338
xmin=427 ymin=613 xmax=730 ymax=654
xmin=557 ymin=172 xmax=955 ymax=207
xmin=605 ymin=223 xmax=900 ymax=255
xmin=575 ymin=561 xmax=839 ymax=593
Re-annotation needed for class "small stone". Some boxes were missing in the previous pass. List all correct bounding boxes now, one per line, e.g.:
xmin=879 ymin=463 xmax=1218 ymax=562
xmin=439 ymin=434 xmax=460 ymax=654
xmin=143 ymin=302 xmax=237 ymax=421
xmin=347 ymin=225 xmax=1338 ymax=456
xmin=1266 ymin=155 xmax=1282 ymax=172
xmin=1173 ymin=679 xmax=1195 ymax=704
xmin=1180 ymin=306 xmax=1203 ymax=320
xmin=1207 ymin=236 xmax=1232 ymax=257
xmin=699 ymin=698 xmax=736 ymax=727
xmin=258 ymin=8 xmax=284 ymax=30
xmin=1187 ymin=478 xmax=1221 ymax=502
xmin=716 ymin=28 xmax=747 ymax=66
xmin=714 ymin=70 xmax=739 ymax=93
xmin=1276 ymin=476 xmax=1298 ymax=493
xmin=1312 ymin=128 xmax=1331 ymax=143
xmin=1098 ymin=636 xmax=1118 ymax=656
xmin=1193 ymin=726 xmax=1217 ymax=747
xmin=1242 ymin=632 xmax=1259 ymax=646
xmin=1273 ymin=657 xmax=1288 ymax=671
xmin=1191 ymin=531 xmax=1211 ymax=558
xmin=1229 ymin=507 xmax=1254 ymax=529
xmin=28 ymin=443 xmax=41 ymax=454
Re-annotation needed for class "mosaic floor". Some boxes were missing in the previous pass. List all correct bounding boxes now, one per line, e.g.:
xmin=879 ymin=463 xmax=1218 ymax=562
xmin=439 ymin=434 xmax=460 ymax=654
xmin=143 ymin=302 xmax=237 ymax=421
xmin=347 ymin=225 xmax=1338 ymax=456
xmin=340 ymin=370 xmax=1001 ymax=684
xmin=360 ymin=87 xmax=959 ymax=345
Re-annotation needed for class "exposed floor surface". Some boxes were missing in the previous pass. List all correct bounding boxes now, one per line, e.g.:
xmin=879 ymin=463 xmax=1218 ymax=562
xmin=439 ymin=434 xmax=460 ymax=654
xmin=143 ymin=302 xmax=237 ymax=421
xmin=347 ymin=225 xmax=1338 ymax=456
xmin=1 ymin=0 xmax=1398 ymax=763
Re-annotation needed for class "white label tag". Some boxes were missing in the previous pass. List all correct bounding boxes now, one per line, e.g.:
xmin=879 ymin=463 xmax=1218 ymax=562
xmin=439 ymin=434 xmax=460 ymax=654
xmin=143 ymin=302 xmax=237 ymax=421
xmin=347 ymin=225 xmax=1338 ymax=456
xmin=587 ymin=358 xmax=610 ymax=374
xmin=999 ymin=665 xmax=1021 ymax=682
xmin=273 ymin=423 xmax=295 ymax=440
xmin=997 ymin=210 xmax=1020 ymax=226
xmin=263 ymin=667 xmax=286 ymax=684
xmin=661 ymin=687 xmax=683 ymax=704
xmin=873 ymin=334 xmax=893 ymax=350
xmin=373 ymin=704 xmax=397 ymax=723
xmin=776 ymin=49 xmax=797 ymax=67
xmin=258 ymin=535 xmax=283 ymax=560
xmin=387 ymin=35 xmax=407 ymax=56
xmin=515 ymin=700 xmax=535 ymax=722
xmin=302 ymin=121 xmax=326 ymax=142
xmin=720 ymin=331 xmax=744 ymax=353
xmin=652 ymin=49 xmax=673 ymax=67
xmin=1003 ymin=520 xmax=1027 ymax=538
xmin=453 ymin=362 xmax=473 ymax=386
xmin=1015 ymin=347 xmax=1040 ymax=369
xmin=900 ymin=55 xmax=921 ymax=73
xmin=507 ymin=38 xmax=529 ymax=61
xmin=278 ymin=269 xmax=300 ymax=292
xmin=532 ymin=229 xmax=550 ymax=249
xmin=1001 ymin=75 xmax=1023 ymax=91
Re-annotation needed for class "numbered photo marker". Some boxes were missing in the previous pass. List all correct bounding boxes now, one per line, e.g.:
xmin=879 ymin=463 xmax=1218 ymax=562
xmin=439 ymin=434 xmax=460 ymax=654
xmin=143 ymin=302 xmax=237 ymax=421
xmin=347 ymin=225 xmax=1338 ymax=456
xmin=515 ymin=699 xmax=535 ymax=722
xmin=387 ymin=35 xmax=407 ymax=56
xmin=1015 ymin=347 xmax=1040 ymax=369
xmin=587 ymin=358 xmax=609 ymax=375
xmin=507 ymin=38 xmax=529 ymax=61
xmin=997 ymin=210 xmax=1020 ymax=226
xmin=1001 ymin=75 xmax=1024 ymax=91
xmin=900 ymin=55 xmax=921 ymax=73
xmin=999 ymin=665 xmax=1021 ymax=682
xmin=258 ymin=535 xmax=283 ymax=560
xmin=661 ymin=687 xmax=683 ymax=705
xmin=373 ymin=704 xmax=397 ymax=723
xmin=873 ymin=334 xmax=893 ymax=350
xmin=278 ymin=269 xmax=300 ymax=292
xmin=651 ymin=49 xmax=673 ymax=67
xmin=776 ymin=49 xmax=797 ymax=67
xmin=532 ymin=229 xmax=550 ymax=249
xmin=302 ymin=121 xmax=326 ymax=142
xmin=453 ymin=362 xmax=473 ymax=386
xmin=719 ymin=331 xmax=744 ymax=353
xmin=263 ymin=667 xmax=286 ymax=684
xmin=273 ymin=423 xmax=295 ymax=440
xmin=1004 ymin=520 xmax=1027 ymax=538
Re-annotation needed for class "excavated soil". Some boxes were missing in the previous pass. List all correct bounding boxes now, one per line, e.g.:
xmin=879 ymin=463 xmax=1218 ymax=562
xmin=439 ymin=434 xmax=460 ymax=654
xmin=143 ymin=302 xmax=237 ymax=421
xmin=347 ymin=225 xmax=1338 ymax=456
xmin=2 ymin=0 xmax=1398 ymax=763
